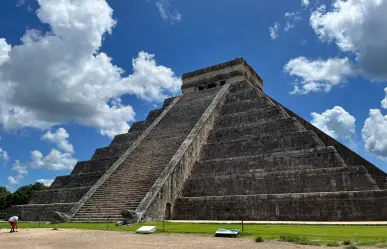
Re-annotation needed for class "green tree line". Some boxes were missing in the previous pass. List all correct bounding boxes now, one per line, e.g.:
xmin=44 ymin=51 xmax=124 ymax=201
xmin=0 ymin=182 xmax=48 ymax=210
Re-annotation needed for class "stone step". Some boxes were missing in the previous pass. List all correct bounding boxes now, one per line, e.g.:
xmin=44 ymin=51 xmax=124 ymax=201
xmin=208 ymin=117 xmax=303 ymax=143
xmin=71 ymin=217 xmax=123 ymax=222
xmin=90 ymin=144 xmax=130 ymax=161
xmin=201 ymin=131 xmax=324 ymax=160
xmin=173 ymin=190 xmax=387 ymax=221
xmin=110 ymin=131 xmax=141 ymax=146
xmin=192 ymin=146 xmax=345 ymax=175
xmin=146 ymin=108 xmax=163 ymax=121
xmin=226 ymin=88 xmax=264 ymax=103
xmin=74 ymin=213 xmax=124 ymax=218
xmin=50 ymin=172 xmax=104 ymax=189
xmin=221 ymin=98 xmax=273 ymax=115
xmin=71 ymin=158 xmax=118 ymax=175
xmin=128 ymin=120 xmax=154 ymax=132
xmin=90 ymin=192 xmax=148 ymax=198
xmin=217 ymin=105 xmax=287 ymax=128
xmin=183 ymin=166 xmax=379 ymax=197
xmin=29 ymin=187 xmax=90 ymax=204
xmin=228 ymin=80 xmax=252 ymax=92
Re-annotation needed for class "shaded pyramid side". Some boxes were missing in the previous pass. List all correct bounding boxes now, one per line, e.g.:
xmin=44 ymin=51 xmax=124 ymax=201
xmin=7 ymin=97 xmax=176 ymax=221
xmin=173 ymin=80 xmax=387 ymax=221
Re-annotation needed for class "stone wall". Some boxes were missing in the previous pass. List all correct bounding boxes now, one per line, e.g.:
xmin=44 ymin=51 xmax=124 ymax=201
xmin=183 ymin=166 xmax=378 ymax=196
xmin=71 ymin=158 xmax=117 ymax=175
xmin=50 ymin=173 xmax=104 ymax=189
xmin=269 ymin=96 xmax=387 ymax=190
xmin=7 ymin=203 xmax=75 ymax=221
xmin=29 ymin=187 xmax=89 ymax=204
xmin=201 ymin=131 xmax=324 ymax=159
xmin=173 ymin=190 xmax=387 ymax=221
xmin=182 ymin=58 xmax=263 ymax=93
xmin=192 ymin=147 xmax=346 ymax=175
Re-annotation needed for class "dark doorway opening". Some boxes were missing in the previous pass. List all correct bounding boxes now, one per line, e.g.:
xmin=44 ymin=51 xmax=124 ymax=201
xmin=207 ymin=82 xmax=217 ymax=89
xmin=165 ymin=203 xmax=172 ymax=220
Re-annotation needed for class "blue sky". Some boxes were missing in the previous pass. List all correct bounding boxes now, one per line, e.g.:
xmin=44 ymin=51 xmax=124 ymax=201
xmin=0 ymin=0 xmax=386 ymax=190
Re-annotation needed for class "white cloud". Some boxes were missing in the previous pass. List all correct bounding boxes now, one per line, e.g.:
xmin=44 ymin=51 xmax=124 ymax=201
xmin=156 ymin=0 xmax=182 ymax=24
xmin=0 ymin=0 xmax=181 ymax=139
xmin=284 ymin=12 xmax=302 ymax=31
xmin=32 ymin=127 xmax=76 ymax=171
xmin=302 ymin=0 xmax=310 ymax=8
xmin=269 ymin=22 xmax=280 ymax=40
xmin=311 ymin=106 xmax=356 ymax=140
xmin=8 ymin=176 xmax=17 ymax=185
xmin=8 ymin=160 xmax=28 ymax=185
xmin=36 ymin=178 xmax=54 ymax=187
xmin=42 ymin=128 xmax=74 ymax=153
xmin=0 ymin=38 xmax=11 ymax=65
xmin=284 ymin=57 xmax=355 ymax=94
xmin=310 ymin=0 xmax=387 ymax=81
xmin=30 ymin=149 xmax=77 ymax=171
xmin=362 ymin=109 xmax=387 ymax=160
xmin=0 ymin=148 xmax=9 ymax=166
xmin=381 ymin=87 xmax=387 ymax=109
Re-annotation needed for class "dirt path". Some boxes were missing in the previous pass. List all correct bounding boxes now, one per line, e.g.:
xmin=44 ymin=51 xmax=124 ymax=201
xmin=0 ymin=228 xmax=372 ymax=249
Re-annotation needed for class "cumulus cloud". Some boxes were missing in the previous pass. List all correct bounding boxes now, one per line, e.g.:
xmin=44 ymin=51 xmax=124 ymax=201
xmin=42 ymin=128 xmax=73 ymax=153
xmin=284 ymin=12 xmax=302 ymax=31
xmin=284 ymin=57 xmax=355 ymax=94
xmin=156 ymin=0 xmax=182 ymax=24
xmin=0 ymin=148 xmax=9 ymax=166
xmin=269 ymin=22 xmax=280 ymax=40
xmin=0 ymin=39 xmax=11 ymax=65
xmin=302 ymin=0 xmax=310 ymax=8
xmin=32 ymin=127 xmax=77 ymax=171
xmin=381 ymin=87 xmax=387 ymax=109
xmin=310 ymin=0 xmax=387 ymax=81
xmin=9 ymin=127 xmax=77 ymax=173
xmin=311 ymin=106 xmax=356 ymax=140
xmin=0 ymin=0 xmax=181 ymax=139
xmin=362 ymin=109 xmax=387 ymax=160
xmin=30 ymin=149 xmax=77 ymax=171
xmin=36 ymin=178 xmax=54 ymax=187
xmin=7 ymin=160 xmax=28 ymax=185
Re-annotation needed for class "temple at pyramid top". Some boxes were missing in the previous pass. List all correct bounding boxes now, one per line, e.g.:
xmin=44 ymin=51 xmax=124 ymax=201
xmin=181 ymin=58 xmax=264 ymax=93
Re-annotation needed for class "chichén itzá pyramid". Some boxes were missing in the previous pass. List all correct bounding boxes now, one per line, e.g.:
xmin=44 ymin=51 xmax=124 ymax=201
xmin=8 ymin=58 xmax=387 ymax=222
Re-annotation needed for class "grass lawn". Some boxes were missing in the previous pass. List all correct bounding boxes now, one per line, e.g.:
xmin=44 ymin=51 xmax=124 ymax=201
xmin=1 ymin=221 xmax=387 ymax=247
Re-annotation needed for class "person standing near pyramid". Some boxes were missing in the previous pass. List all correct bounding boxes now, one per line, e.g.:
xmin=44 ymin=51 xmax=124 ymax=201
xmin=8 ymin=215 xmax=19 ymax=233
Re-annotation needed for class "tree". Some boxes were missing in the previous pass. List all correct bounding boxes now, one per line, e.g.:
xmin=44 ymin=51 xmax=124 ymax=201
xmin=0 ymin=182 xmax=48 ymax=209
xmin=0 ymin=186 xmax=10 ymax=210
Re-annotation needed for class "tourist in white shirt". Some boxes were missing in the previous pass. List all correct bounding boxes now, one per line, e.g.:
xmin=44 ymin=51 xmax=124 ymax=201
xmin=8 ymin=216 xmax=19 ymax=233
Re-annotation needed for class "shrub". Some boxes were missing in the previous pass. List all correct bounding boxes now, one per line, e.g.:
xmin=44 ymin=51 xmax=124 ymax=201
xmin=345 ymin=245 xmax=358 ymax=249
xmin=343 ymin=240 xmax=352 ymax=245
xmin=255 ymin=236 xmax=264 ymax=242
xmin=326 ymin=242 xmax=340 ymax=247
xmin=278 ymin=235 xmax=320 ymax=246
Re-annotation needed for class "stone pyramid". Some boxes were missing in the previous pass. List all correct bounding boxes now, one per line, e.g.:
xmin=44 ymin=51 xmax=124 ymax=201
xmin=9 ymin=58 xmax=387 ymax=222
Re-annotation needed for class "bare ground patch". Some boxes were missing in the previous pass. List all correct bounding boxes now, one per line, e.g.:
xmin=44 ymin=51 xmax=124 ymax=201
xmin=0 ymin=228 xmax=377 ymax=249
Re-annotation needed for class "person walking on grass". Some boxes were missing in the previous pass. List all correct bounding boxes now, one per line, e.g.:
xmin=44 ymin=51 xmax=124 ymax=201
xmin=8 ymin=216 xmax=19 ymax=233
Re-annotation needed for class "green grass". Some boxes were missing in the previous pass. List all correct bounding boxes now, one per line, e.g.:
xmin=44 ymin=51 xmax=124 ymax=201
xmin=1 ymin=221 xmax=387 ymax=246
